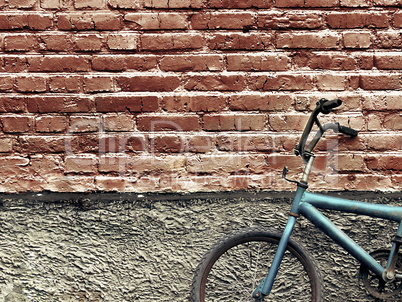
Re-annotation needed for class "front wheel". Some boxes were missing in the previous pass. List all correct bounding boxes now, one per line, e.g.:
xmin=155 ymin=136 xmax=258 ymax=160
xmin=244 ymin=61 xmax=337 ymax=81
xmin=191 ymin=228 xmax=323 ymax=302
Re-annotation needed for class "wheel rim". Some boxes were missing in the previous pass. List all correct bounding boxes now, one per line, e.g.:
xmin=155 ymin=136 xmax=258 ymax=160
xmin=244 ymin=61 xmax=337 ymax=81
xmin=200 ymin=236 xmax=317 ymax=302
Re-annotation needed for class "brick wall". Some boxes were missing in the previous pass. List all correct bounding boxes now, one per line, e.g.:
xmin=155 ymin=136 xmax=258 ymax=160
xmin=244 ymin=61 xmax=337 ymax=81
xmin=0 ymin=0 xmax=400 ymax=193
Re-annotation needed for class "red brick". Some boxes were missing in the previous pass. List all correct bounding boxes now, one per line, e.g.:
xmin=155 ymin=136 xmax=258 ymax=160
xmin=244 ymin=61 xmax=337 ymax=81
xmin=70 ymin=116 xmax=100 ymax=133
xmin=99 ymin=154 xmax=128 ymax=172
xmin=27 ymin=14 xmax=54 ymax=30
xmin=151 ymin=135 xmax=185 ymax=153
xmin=277 ymin=32 xmax=339 ymax=49
xmin=35 ymin=116 xmax=68 ymax=133
xmin=96 ymin=176 xmax=126 ymax=191
xmin=137 ymin=114 xmax=200 ymax=131
xmin=8 ymin=0 xmax=36 ymax=8
xmin=125 ymin=55 xmax=158 ymax=71
xmin=0 ymin=14 xmax=27 ymax=30
xmin=16 ymin=76 xmax=47 ymax=93
xmin=84 ymin=76 xmax=114 ymax=93
xmin=209 ymin=33 xmax=271 ymax=50
xmin=125 ymin=135 xmax=147 ymax=152
xmin=251 ymin=74 xmax=314 ymax=91
xmin=74 ymin=0 xmax=106 ymax=9
xmin=316 ymin=74 xmax=349 ymax=91
xmin=162 ymin=95 xmax=227 ymax=112
xmin=227 ymin=53 xmax=290 ymax=71
xmin=191 ymin=12 xmax=255 ymax=30
xmin=65 ymin=155 xmax=97 ymax=174
xmin=160 ymin=55 xmax=224 ymax=72
xmin=49 ymin=75 xmax=81 ymax=93
xmin=41 ymin=0 xmax=62 ymax=9
xmin=99 ymin=135 xmax=126 ymax=153
xmin=108 ymin=0 xmax=142 ymax=9
xmin=269 ymin=113 xmax=310 ymax=131
xmin=394 ymin=12 xmax=402 ymax=27
xmin=1 ymin=116 xmax=32 ymax=133
xmin=107 ymin=33 xmax=138 ymax=50
xmin=0 ymin=138 xmax=13 ymax=153
xmin=343 ymin=32 xmax=372 ymax=48
xmin=203 ymin=114 xmax=266 ymax=131
xmin=28 ymin=55 xmax=90 ymax=72
xmin=141 ymin=34 xmax=204 ymax=51
xmin=95 ymin=95 xmax=158 ymax=112
xmin=0 ymin=157 xmax=30 ymax=177
xmin=275 ymin=0 xmax=304 ymax=7
xmin=92 ymin=13 xmax=121 ymax=30
xmin=307 ymin=53 xmax=358 ymax=70
xmin=27 ymin=96 xmax=94 ymax=113
xmin=40 ymin=34 xmax=72 ymax=51
xmin=188 ymin=135 xmax=214 ymax=153
xmin=258 ymin=12 xmax=323 ymax=29
xmin=384 ymin=113 xmax=402 ymax=130
xmin=74 ymin=34 xmax=103 ymax=51
xmin=305 ymin=0 xmax=339 ymax=6
xmin=208 ymin=0 xmax=272 ymax=8
xmin=327 ymin=12 xmax=390 ymax=28
xmin=360 ymin=74 xmax=401 ymax=90
xmin=338 ymin=154 xmax=366 ymax=172
xmin=92 ymin=55 xmax=126 ymax=71
xmin=103 ymin=114 xmax=135 ymax=131
xmin=374 ymin=53 xmax=402 ymax=69
xmin=117 ymin=75 xmax=180 ymax=92
xmin=372 ymin=0 xmax=400 ymax=5
xmin=229 ymin=94 xmax=293 ymax=111
xmin=375 ymin=30 xmax=402 ymax=48
xmin=67 ymin=135 xmax=99 ymax=153
xmin=0 ymin=97 xmax=25 ymax=112
xmin=125 ymin=13 xmax=187 ymax=30
xmin=0 ymin=75 xmax=14 ymax=92
xmin=57 ymin=13 xmax=94 ymax=31
xmin=4 ymin=34 xmax=38 ymax=52
xmin=144 ymin=0 xmax=203 ymax=8
xmin=185 ymin=75 xmax=247 ymax=91
xmin=366 ymin=154 xmax=402 ymax=171
xmin=341 ymin=0 xmax=369 ymax=6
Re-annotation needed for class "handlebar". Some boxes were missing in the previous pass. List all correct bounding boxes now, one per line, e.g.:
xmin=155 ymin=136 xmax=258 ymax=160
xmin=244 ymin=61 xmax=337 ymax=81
xmin=295 ymin=98 xmax=358 ymax=162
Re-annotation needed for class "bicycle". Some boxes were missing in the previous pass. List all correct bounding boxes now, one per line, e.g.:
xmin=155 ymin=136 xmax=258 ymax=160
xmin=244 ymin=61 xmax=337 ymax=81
xmin=191 ymin=99 xmax=402 ymax=301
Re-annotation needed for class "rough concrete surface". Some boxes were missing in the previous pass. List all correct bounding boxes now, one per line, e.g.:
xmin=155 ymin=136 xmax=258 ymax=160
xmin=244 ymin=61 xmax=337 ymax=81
xmin=0 ymin=191 xmax=400 ymax=301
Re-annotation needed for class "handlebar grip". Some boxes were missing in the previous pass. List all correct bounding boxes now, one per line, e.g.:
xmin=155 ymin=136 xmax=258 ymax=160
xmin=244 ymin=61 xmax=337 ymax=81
xmin=320 ymin=98 xmax=342 ymax=113
xmin=338 ymin=124 xmax=358 ymax=138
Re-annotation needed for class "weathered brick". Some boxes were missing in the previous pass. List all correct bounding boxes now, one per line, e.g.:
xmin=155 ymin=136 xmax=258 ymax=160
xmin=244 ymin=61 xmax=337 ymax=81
xmin=126 ymin=13 xmax=187 ymax=30
xmin=107 ymin=33 xmax=138 ymax=50
xmin=208 ymin=0 xmax=272 ymax=8
xmin=360 ymin=74 xmax=401 ymax=90
xmin=27 ymin=96 xmax=94 ymax=113
xmin=191 ymin=12 xmax=255 ymax=30
xmin=117 ymin=75 xmax=180 ymax=92
xmin=203 ymin=114 xmax=266 ymax=131
xmin=74 ymin=34 xmax=103 ymax=51
xmin=137 ymin=114 xmax=200 ymax=131
xmin=343 ymin=32 xmax=372 ymax=48
xmin=103 ymin=114 xmax=135 ymax=131
xmin=95 ymin=176 xmax=126 ymax=191
xmin=227 ymin=53 xmax=290 ymax=71
xmin=151 ymin=135 xmax=185 ymax=153
xmin=4 ymin=34 xmax=38 ymax=52
xmin=250 ymin=74 xmax=314 ymax=91
xmin=15 ymin=76 xmax=47 ymax=93
xmin=0 ymin=75 xmax=14 ymax=92
xmin=144 ymin=0 xmax=203 ymax=8
xmin=1 ymin=116 xmax=32 ymax=133
xmin=65 ymin=154 xmax=97 ymax=174
xmin=141 ymin=34 xmax=204 ymax=51
xmin=162 ymin=95 xmax=227 ymax=112
xmin=8 ymin=0 xmax=36 ymax=8
xmin=258 ymin=12 xmax=323 ymax=29
xmin=41 ymin=0 xmax=62 ymax=9
xmin=49 ymin=75 xmax=81 ymax=93
xmin=327 ymin=12 xmax=391 ymax=28
xmin=70 ymin=116 xmax=100 ymax=133
xmin=83 ymin=75 xmax=114 ymax=93
xmin=316 ymin=74 xmax=349 ymax=91
xmin=108 ymin=0 xmax=142 ymax=8
xmin=209 ymin=33 xmax=271 ymax=50
xmin=36 ymin=116 xmax=68 ymax=132
xmin=28 ymin=55 xmax=90 ymax=72
xmin=185 ymin=75 xmax=247 ymax=91
xmin=0 ymin=97 xmax=25 ymax=113
xmin=277 ymin=32 xmax=339 ymax=49
xmin=40 ymin=34 xmax=72 ymax=51
xmin=74 ymin=0 xmax=106 ymax=9
xmin=96 ymin=95 xmax=158 ymax=112
xmin=229 ymin=94 xmax=293 ymax=111
xmin=160 ymin=55 xmax=224 ymax=72
xmin=374 ymin=52 xmax=402 ymax=69
xmin=269 ymin=113 xmax=310 ymax=131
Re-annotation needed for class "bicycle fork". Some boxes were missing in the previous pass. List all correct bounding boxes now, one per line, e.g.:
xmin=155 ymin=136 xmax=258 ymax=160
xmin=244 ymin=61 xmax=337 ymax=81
xmin=252 ymin=185 xmax=307 ymax=299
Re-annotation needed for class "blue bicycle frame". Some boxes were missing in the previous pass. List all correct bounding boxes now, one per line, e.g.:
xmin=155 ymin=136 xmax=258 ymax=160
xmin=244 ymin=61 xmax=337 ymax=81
xmin=253 ymin=156 xmax=402 ymax=299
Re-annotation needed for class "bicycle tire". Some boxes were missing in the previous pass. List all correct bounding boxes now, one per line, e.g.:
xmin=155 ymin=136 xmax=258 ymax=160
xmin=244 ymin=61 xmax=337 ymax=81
xmin=191 ymin=227 xmax=323 ymax=302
